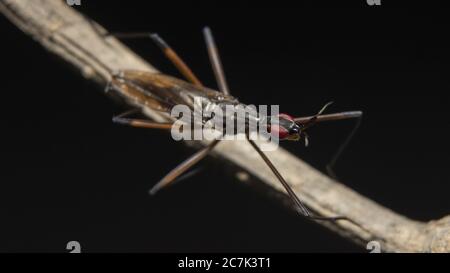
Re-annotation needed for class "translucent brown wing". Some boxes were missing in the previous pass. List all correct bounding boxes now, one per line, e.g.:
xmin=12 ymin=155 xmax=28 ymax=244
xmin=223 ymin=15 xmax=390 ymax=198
xmin=108 ymin=70 xmax=236 ymax=113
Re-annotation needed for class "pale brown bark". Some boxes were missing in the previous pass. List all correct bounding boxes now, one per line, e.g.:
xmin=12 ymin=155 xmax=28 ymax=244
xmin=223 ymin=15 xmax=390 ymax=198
xmin=1 ymin=0 xmax=449 ymax=252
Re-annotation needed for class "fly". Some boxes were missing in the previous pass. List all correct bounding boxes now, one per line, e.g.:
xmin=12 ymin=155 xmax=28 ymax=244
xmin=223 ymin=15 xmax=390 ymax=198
xmin=105 ymin=27 xmax=363 ymax=223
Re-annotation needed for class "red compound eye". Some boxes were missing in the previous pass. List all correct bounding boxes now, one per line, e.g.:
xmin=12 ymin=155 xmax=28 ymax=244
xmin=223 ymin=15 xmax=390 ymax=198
xmin=269 ymin=124 xmax=289 ymax=139
xmin=268 ymin=113 xmax=295 ymax=139
xmin=278 ymin=113 xmax=294 ymax=121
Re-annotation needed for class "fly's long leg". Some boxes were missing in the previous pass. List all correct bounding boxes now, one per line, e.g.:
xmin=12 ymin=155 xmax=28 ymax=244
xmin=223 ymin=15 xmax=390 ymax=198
xmin=112 ymin=109 xmax=173 ymax=130
xmin=326 ymin=114 xmax=363 ymax=180
xmin=150 ymin=33 xmax=203 ymax=87
xmin=246 ymin=137 xmax=349 ymax=222
xmin=203 ymin=27 xmax=230 ymax=95
xmin=107 ymin=32 xmax=202 ymax=87
xmin=171 ymin=166 xmax=205 ymax=186
xmin=299 ymin=101 xmax=334 ymax=129
xmin=113 ymin=109 xmax=213 ymax=190
xmin=109 ymin=28 xmax=231 ymax=95
xmin=149 ymin=139 xmax=221 ymax=195
xmin=295 ymin=110 xmax=363 ymax=179
xmin=294 ymin=111 xmax=362 ymax=124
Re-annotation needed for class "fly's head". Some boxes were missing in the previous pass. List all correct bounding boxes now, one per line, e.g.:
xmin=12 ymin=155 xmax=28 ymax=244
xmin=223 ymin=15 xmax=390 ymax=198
xmin=269 ymin=113 xmax=306 ymax=143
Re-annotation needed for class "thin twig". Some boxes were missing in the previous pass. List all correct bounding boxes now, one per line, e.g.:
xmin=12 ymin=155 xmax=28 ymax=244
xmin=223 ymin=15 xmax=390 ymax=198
xmin=1 ymin=0 xmax=449 ymax=252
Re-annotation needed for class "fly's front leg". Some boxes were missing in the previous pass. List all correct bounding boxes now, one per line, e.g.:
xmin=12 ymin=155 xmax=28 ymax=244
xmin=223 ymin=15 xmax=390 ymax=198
xmin=112 ymin=109 xmax=174 ymax=130
xmin=294 ymin=111 xmax=363 ymax=124
xmin=294 ymin=111 xmax=363 ymax=180
xmin=325 ymin=113 xmax=363 ymax=180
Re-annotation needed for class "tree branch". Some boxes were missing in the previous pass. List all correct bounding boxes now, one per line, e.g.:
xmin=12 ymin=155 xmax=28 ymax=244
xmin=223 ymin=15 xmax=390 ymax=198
xmin=2 ymin=0 xmax=449 ymax=252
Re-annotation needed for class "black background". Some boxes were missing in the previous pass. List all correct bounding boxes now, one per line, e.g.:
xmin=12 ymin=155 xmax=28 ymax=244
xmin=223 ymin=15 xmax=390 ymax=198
xmin=0 ymin=1 xmax=449 ymax=252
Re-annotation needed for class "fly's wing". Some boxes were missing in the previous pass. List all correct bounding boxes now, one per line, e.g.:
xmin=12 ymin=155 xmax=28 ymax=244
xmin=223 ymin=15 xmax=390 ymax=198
xmin=110 ymin=70 xmax=234 ymax=113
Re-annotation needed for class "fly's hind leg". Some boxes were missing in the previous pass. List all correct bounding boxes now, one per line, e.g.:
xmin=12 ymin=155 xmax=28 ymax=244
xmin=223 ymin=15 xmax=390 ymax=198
xmin=105 ymin=32 xmax=202 ymax=87
xmin=112 ymin=109 xmax=214 ymax=190
xmin=149 ymin=139 xmax=221 ymax=195
xmin=107 ymin=27 xmax=232 ymax=96
xmin=112 ymin=109 xmax=174 ymax=130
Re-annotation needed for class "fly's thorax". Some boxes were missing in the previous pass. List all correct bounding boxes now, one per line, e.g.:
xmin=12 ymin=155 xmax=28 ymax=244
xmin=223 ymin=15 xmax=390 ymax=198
xmin=197 ymin=101 xmax=270 ymax=136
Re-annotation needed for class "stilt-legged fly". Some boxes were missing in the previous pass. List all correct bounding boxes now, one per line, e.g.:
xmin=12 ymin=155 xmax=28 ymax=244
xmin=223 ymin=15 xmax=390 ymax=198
xmin=106 ymin=27 xmax=362 ymax=222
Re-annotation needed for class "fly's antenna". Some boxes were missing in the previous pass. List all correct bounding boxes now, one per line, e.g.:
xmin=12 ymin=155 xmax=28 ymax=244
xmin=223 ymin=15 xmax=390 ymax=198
xmin=302 ymin=101 xmax=334 ymax=130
